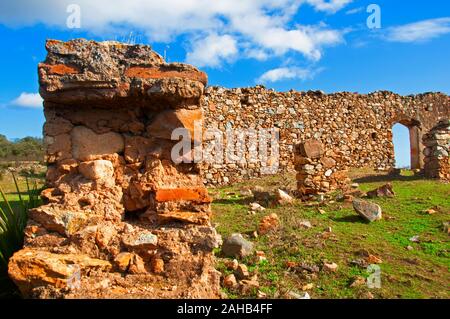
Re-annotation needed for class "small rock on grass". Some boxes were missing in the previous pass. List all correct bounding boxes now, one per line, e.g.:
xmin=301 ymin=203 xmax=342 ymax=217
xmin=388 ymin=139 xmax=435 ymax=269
xmin=223 ymin=274 xmax=238 ymax=288
xmin=409 ymin=235 xmax=420 ymax=243
xmin=323 ymin=262 xmax=338 ymax=272
xmin=240 ymin=188 xmax=253 ymax=197
xmin=254 ymin=251 xmax=267 ymax=263
xmin=276 ymin=189 xmax=294 ymax=205
xmin=350 ymin=276 xmax=366 ymax=288
xmin=239 ymin=279 xmax=259 ymax=294
xmin=362 ymin=291 xmax=374 ymax=299
xmin=442 ymin=222 xmax=450 ymax=234
xmin=258 ymin=213 xmax=280 ymax=235
xmin=235 ymin=264 xmax=249 ymax=280
xmin=257 ymin=290 xmax=267 ymax=299
xmin=299 ymin=220 xmax=312 ymax=229
xmin=224 ymin=259 xmax=239 ymax=271
xmin=302 ymin=283 xmax=314 ymax=291
xmin=222 ymin=233 xmax=254 ymax=258
xmin=367 ymin=254 xmax=382 ymax=264
xmin=285 ymin=261 xmax=297 ymax=268
xmin=366 ymin=183 xmax=395 ymax=198
xmin=288 ymin=291 xmax=311 ymax=299
xmin=249 ymin=202 xmax=265 ymax=212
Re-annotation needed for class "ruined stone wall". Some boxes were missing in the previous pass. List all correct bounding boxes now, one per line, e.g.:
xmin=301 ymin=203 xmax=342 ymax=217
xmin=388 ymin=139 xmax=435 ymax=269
xmin=423 ymin=120 xmax=450 ymax=181
xmin=8 ymin=39 xmax=221 ymax=299
xmin=201 ymin=86 xmax=449 ymax=185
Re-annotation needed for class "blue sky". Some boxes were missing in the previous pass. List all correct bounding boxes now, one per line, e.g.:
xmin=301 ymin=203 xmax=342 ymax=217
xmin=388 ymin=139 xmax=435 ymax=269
xmin=0 ymin=0 xmax=449 ymax=167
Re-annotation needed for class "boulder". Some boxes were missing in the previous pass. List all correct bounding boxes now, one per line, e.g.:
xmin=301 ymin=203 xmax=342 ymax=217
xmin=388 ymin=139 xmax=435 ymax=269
xmin=353 ymin=199 xmax=382 ymax=222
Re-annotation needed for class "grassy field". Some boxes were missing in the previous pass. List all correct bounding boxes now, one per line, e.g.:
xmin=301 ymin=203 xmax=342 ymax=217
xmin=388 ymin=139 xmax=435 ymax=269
xmin=0 ymin=172 xmax=44 ymax=202
xmin=211 ymin=169 xmax=450 ymax=299
xmin=0 ymin=170 xmax=44 ymax=298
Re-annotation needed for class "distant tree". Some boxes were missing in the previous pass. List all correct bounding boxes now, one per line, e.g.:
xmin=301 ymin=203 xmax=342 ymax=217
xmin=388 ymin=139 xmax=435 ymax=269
xmin=0 ymin=136 xmax=43 ymax=161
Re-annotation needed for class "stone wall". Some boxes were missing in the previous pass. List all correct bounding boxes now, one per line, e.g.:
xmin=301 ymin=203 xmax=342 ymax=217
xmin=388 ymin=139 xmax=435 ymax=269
xmin=423 ymin=120 xmax=450 ymax=181
xmin=8 ymin=39 xmax=221 ymax=298
xmin=201 ymin=86 xmax=449 ymax=185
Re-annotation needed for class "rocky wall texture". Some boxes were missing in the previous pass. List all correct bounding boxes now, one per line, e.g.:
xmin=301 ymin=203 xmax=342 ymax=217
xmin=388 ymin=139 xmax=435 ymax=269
xmin=294 ymin=139 xmax=351 ymax=198
xmin=201 ymin=86 xmax=449 ymax=185
xmin=423 ymin=120 xmax=450 ymax=181
xmin=8 ymin=39 xmax=221 ymax=299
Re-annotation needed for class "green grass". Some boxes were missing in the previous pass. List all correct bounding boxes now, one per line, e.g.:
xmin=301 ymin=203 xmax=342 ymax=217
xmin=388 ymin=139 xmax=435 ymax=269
xmin=211 ymin=169 xmax=450 ymax=299
xmin=0 ymin=173 xmax=42 ymax=298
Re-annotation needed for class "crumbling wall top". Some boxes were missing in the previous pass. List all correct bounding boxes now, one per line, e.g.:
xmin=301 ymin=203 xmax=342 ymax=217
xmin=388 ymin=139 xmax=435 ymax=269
xmin=39 ymin=39 xmax=208 ymax=107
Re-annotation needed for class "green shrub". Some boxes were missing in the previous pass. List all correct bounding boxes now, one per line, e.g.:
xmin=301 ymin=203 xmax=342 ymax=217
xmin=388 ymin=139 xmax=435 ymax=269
xmin=0 ymin=174 xmax=41 ymax=298
xmin=0 ymin=135 xmax=44 ymax=162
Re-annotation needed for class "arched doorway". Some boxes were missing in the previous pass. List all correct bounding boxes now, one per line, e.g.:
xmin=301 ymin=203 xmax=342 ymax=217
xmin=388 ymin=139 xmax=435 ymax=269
xmin=392 ymin=119 xmax=422 ymax=169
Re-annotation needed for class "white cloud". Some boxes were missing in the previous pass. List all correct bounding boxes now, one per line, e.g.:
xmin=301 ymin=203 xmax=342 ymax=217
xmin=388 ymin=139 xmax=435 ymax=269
xmin=11 ymin=92 xmax=43 ymax=108
xmin=244 ymin=48 xmax=270 ymax=61
xmin=345 ymin=7 xmax=363 ymax=15
xmin=186 ymin=34 xmax=238 ymax=68
xmin=385 ymin=17 xmax=450 ymax=43
xmin=257 ymin=67 xmax=320 ymax=83
xmin=0 ymin=0 xmax=350 ymax=68
xmin=306 ymin=0 xmax=353 ymax=13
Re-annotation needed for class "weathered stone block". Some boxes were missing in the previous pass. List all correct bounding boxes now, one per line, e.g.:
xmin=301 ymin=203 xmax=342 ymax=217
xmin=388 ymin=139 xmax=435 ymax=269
xmin=147 ymin=108 xmax=203 ymax=141
xmin=71 ymin=126 xmax=124 ymax=161
xmin=79 ymin=160 xmax=114 ymax=182
xmin=297 ymin=139 xmax=324 ymax=159
xmin=8 ymin=249 xmax=112 ymax=297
